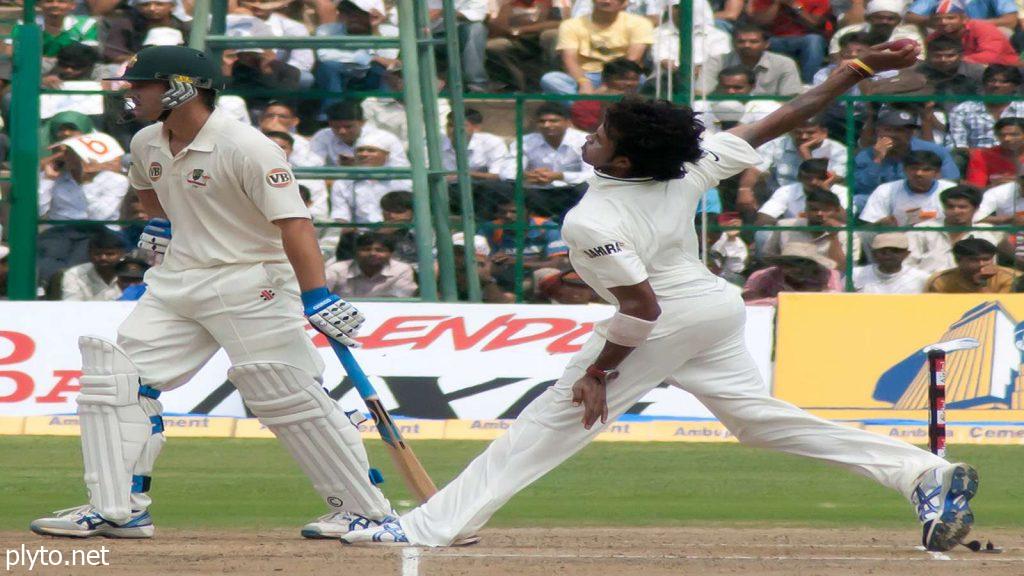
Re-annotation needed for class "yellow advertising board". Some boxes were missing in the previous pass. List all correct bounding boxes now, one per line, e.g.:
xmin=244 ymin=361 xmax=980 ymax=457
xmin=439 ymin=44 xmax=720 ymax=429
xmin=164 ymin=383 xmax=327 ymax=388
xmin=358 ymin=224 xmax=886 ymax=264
xmin=775 ymin=294 xmax=1024 ymax=419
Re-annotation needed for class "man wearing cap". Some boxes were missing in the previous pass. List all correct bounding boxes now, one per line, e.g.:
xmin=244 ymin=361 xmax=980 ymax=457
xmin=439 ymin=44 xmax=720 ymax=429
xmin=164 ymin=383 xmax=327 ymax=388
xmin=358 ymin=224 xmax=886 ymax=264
xmin=114 ymin=256 xmax=151 ymax=301
xmin=947 ymin=65 xmax=1024 ymax=149
xmin=39 ymin=132 xmax=129 ymax=225
xmin=926 ymin=237 xmax=1020 ymax=293
xmin=829 ymin=0 xmax=923 ymax=57
xmin=742 ymin=242 xmax=842 ymax=305
xmin=101 ymin=0 xmax=191 ymax=63
xmin=310 ymin=100 xmax=407 ymax=167
xmin=853 ymin=109 xmax=959 ymax=197
xmin=329 ymin=130 xmax=413 ymax=225
xmin=853 ymin=233 xmax=930 ymax=293
xmin=924 ymin=0 xmax=1020 ymax=66
xmin=906 ymin=0 xmax=1018 ymax=30
xmin=31 ymin=45 xmax=397 ymax=541
xmin=906 ymin=185 xmax=1005 ymax=273
xmin=761 ymin=187 xmax=859 ymax=268
xmin=860 ymin=150 xmax=955 ymax=226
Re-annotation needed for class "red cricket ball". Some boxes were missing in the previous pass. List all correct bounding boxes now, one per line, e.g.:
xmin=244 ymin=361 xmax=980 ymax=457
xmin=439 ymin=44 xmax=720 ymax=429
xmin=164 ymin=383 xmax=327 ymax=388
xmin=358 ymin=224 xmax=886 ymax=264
xmin=887 ymin=39 xmax=919 ymax=50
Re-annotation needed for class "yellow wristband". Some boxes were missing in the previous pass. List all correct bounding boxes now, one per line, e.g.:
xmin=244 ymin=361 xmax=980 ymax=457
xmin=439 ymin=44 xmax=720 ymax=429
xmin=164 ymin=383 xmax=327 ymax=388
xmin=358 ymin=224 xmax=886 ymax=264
xmin=850 ymin=58 xmax=875 ymax=76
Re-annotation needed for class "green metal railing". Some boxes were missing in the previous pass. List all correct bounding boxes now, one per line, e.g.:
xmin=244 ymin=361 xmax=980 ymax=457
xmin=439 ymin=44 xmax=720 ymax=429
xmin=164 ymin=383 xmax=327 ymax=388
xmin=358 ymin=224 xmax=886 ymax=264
xmin=5 ymin=1 xmax=1023 ymax=301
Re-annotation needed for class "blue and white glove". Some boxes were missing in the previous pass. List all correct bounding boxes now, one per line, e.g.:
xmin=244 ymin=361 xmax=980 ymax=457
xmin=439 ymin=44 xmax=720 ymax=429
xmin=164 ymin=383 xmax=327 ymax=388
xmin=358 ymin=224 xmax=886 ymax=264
xmin=138 ymin=218 xmax=171 ymax=256
xmin=302 ymin=287 xmax=365 ymax=348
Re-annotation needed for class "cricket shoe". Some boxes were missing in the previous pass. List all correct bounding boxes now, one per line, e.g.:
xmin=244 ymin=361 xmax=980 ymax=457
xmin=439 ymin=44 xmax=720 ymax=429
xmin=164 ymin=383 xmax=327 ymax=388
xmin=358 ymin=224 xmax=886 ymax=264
xmin=912 ymin=463 xmax=979 ymax=551
xmin=339 ymin=520 xmax=410 ymax=546
xmin=341 ymin=521 xmax=482 ymax=547
xmin=301 ymin=511 xmax=396 ymax=539
xmin=30 ymin=505 xmax=154 ymax=538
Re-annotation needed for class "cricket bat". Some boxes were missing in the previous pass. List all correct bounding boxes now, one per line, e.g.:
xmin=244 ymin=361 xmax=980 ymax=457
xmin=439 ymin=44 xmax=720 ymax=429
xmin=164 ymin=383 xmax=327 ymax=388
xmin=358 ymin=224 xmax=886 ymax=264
xmin=328 ymin=341 xmax=438 ymax=502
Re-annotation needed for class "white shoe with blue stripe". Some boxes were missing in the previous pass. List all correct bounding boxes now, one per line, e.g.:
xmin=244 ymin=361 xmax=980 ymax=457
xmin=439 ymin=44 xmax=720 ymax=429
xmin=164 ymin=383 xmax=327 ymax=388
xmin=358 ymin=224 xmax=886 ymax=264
xmin=340 ymin=520 xmax=410 ymax=546
xmin=301 ymin=511 xmax=395 ymax=539
xmin=912 ymin=463 xmax=978 ymax=551
xmin=30 ymin=505 xmax=154 ymax=538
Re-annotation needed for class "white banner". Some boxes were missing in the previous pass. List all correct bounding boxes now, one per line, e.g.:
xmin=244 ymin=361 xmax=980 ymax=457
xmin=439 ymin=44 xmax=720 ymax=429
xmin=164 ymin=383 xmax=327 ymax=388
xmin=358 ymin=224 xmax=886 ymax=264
xmin=0 ymin=302 xmax=774 ymax=419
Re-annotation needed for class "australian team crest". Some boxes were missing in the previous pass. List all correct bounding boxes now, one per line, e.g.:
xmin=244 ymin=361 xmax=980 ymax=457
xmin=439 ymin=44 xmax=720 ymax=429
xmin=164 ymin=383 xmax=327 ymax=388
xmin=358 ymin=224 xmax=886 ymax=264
xmin=875 ymin=302 xmax=1024 ymax=409
xmin=186 ymin=168 xmax=211 ymax=187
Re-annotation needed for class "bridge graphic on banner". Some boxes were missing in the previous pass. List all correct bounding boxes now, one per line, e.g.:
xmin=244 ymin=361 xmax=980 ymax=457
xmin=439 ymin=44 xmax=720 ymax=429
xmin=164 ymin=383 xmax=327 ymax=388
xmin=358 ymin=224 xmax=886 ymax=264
xmin=874 ymin=301 xmax=1024 ymax=410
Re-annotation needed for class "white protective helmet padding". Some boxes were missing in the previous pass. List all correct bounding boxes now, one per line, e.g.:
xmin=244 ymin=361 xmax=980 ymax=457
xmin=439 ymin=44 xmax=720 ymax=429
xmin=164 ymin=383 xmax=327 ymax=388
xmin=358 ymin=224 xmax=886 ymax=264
xmin=227 ymin=362 xmax=391 ymax=518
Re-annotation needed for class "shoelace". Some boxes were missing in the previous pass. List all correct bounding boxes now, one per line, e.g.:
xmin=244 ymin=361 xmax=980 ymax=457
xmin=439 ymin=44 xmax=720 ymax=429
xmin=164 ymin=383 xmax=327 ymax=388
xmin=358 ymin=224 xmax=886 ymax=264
xmin=52 ymin=504 xmax=94 ymax=519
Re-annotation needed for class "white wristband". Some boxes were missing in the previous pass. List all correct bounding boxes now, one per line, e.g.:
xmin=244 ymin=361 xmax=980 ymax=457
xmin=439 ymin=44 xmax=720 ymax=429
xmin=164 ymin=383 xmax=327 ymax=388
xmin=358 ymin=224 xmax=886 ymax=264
xmin=605 ymin=311 xmax=657 ymax=347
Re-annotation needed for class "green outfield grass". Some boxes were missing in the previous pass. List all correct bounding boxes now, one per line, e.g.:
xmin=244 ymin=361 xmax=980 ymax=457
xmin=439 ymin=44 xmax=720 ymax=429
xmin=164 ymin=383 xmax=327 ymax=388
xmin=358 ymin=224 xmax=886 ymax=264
xmin=1 ymin=437 xmax=1021 ymax=531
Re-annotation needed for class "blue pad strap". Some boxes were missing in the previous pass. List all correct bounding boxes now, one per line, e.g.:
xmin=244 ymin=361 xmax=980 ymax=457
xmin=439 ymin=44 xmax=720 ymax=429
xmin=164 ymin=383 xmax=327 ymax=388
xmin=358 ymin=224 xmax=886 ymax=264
xmin=369 ymin=468 xmax=384 ymax=485
xmin=150 ymin=415 xmax=164 ymax=434
xmin=139 ymin=385 xmax=161 ymax=399
xmin=131 ymin=475 xmax=152 ymax=493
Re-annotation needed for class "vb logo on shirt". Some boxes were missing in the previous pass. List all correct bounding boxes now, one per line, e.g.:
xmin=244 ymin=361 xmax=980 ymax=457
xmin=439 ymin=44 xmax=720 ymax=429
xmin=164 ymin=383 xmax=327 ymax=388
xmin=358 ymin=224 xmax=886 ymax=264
xmin=582 ymin=242 xmax=624 ymax=258
xmin=266 ymin=168 xmax=294 ymax=188
xmin=149 ymin=162 xmax=162 ymax=181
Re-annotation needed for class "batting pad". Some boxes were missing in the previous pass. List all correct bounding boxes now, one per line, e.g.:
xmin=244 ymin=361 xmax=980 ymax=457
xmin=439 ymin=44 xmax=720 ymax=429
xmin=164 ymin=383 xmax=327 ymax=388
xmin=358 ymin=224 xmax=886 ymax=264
xmin=77 ymin=337 xmax=157 ymax=524
xmin=228 ymin=362 xmax=391 ymax=518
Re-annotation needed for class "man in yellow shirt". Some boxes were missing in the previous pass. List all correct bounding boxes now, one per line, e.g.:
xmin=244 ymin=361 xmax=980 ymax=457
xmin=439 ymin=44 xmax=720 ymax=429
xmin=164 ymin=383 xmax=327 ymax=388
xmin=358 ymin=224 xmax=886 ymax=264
xmin=925 ymin=237 xmax=1020 ymax=293
xmin=540 ymin=0 xmax=653 ymax=95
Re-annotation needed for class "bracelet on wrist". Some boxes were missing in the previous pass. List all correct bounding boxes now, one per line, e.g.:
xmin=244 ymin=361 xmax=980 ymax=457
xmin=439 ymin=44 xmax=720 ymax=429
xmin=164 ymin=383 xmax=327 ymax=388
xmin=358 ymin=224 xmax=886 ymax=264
xmin=847 ymin=58 xmax=875 ymax=79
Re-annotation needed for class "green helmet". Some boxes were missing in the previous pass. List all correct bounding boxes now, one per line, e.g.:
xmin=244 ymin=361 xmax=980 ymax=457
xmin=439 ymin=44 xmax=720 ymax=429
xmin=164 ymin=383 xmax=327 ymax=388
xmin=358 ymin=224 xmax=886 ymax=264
xmin=105 ymin=45 xmax=223 ymax=90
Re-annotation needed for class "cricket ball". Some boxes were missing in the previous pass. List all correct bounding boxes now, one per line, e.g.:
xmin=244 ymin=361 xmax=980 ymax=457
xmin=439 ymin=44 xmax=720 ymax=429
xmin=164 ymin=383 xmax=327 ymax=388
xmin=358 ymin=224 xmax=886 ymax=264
xmin=888 ymin=39 xmax=919 ymax=50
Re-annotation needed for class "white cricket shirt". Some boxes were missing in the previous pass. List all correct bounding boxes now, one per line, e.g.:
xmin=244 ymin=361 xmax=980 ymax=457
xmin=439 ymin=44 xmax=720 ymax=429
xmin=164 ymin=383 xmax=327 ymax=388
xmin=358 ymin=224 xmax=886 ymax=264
xmin=128 ymin=107 xmax=311 ymax=271
xmin=562 ymin=132 xmax=762 ymax=313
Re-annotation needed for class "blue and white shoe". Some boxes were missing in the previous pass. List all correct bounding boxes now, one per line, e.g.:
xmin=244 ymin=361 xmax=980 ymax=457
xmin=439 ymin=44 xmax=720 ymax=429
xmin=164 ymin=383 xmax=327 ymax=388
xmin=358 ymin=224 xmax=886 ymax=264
xmin=340 ymin=520 xmax=410 ymax=546
xmin=30 ymin=505 xmax=154 ymax=538
xmin=912 ymin=463 xmax=979 ymax=551
xmin=301 ymin=511 xmax=395 ymax=539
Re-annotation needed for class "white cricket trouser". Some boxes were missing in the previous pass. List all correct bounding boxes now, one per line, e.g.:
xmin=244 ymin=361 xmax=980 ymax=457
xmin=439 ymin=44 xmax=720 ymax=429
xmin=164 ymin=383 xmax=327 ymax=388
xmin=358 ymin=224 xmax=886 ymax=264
xmin=402 ymin=284 xmax=947 ymax=546
xmin=118 ymin=262 xmax=324 ymax=390
xmin=115 ymin=262 xmax=324 ymax=511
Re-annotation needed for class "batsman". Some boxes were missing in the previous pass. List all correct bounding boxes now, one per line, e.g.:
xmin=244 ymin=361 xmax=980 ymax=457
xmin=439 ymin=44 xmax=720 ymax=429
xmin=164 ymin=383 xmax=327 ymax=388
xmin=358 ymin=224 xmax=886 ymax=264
xmin=30 ymin=46 xmax=393 ymax=539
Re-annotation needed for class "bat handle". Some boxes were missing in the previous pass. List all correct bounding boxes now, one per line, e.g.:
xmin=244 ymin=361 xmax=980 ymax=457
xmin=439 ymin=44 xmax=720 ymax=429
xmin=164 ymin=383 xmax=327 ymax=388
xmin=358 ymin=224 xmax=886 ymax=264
xmin=329 ymin=340 xmax=379 ymax=400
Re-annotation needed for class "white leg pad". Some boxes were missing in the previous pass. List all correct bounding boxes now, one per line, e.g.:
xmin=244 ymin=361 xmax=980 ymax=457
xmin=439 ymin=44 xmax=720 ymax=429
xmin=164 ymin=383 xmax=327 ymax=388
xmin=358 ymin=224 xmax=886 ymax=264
xmin=228 ymin=362 xmax=391 ymax=519
xmin=77 ymin=337 xmax=158 ymax=524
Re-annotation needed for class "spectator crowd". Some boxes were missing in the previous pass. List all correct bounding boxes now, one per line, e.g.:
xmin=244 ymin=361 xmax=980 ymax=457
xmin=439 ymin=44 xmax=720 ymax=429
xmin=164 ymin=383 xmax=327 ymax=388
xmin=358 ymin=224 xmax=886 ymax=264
xmin=1 ymin=0 xmax=1024 ymax=304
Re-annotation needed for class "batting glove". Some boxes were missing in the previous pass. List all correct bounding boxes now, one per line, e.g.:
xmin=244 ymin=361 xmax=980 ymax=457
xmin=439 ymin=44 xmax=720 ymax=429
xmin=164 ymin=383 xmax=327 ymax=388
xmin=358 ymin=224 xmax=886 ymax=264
xmin=302 ymin=287 xmax=365 ymax=348
xmin=138 ymin=218 xmax=171 ymax=256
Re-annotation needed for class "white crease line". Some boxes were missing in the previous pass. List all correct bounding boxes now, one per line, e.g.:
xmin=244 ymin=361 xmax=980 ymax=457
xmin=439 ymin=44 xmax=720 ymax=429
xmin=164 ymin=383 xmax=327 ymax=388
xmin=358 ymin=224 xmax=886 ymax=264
xmin=401 ymin=547 xmax=420 ymax=576
xmin=421 ymin=551 xmax=1022 ymax=563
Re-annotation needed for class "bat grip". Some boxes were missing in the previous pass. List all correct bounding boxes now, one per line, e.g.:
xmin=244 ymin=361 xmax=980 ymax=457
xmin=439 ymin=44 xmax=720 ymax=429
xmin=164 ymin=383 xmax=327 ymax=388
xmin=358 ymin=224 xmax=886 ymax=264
xmin=927 ymin=350 xmax=946 ymax=458
xmin=330 ymin=340 xmax=379 ymax=400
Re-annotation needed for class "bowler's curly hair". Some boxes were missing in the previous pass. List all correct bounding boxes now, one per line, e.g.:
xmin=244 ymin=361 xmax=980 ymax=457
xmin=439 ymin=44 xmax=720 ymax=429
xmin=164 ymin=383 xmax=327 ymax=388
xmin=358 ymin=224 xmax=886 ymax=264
xmin=603 ymin=96 xmax=706 ymax=181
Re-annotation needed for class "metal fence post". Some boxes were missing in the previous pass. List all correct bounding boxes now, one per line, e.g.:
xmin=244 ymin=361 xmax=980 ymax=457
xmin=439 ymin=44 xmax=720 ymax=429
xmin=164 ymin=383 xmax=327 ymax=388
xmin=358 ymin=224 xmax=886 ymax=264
xmin=7 ymin=0 xmax=42 ymax=300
